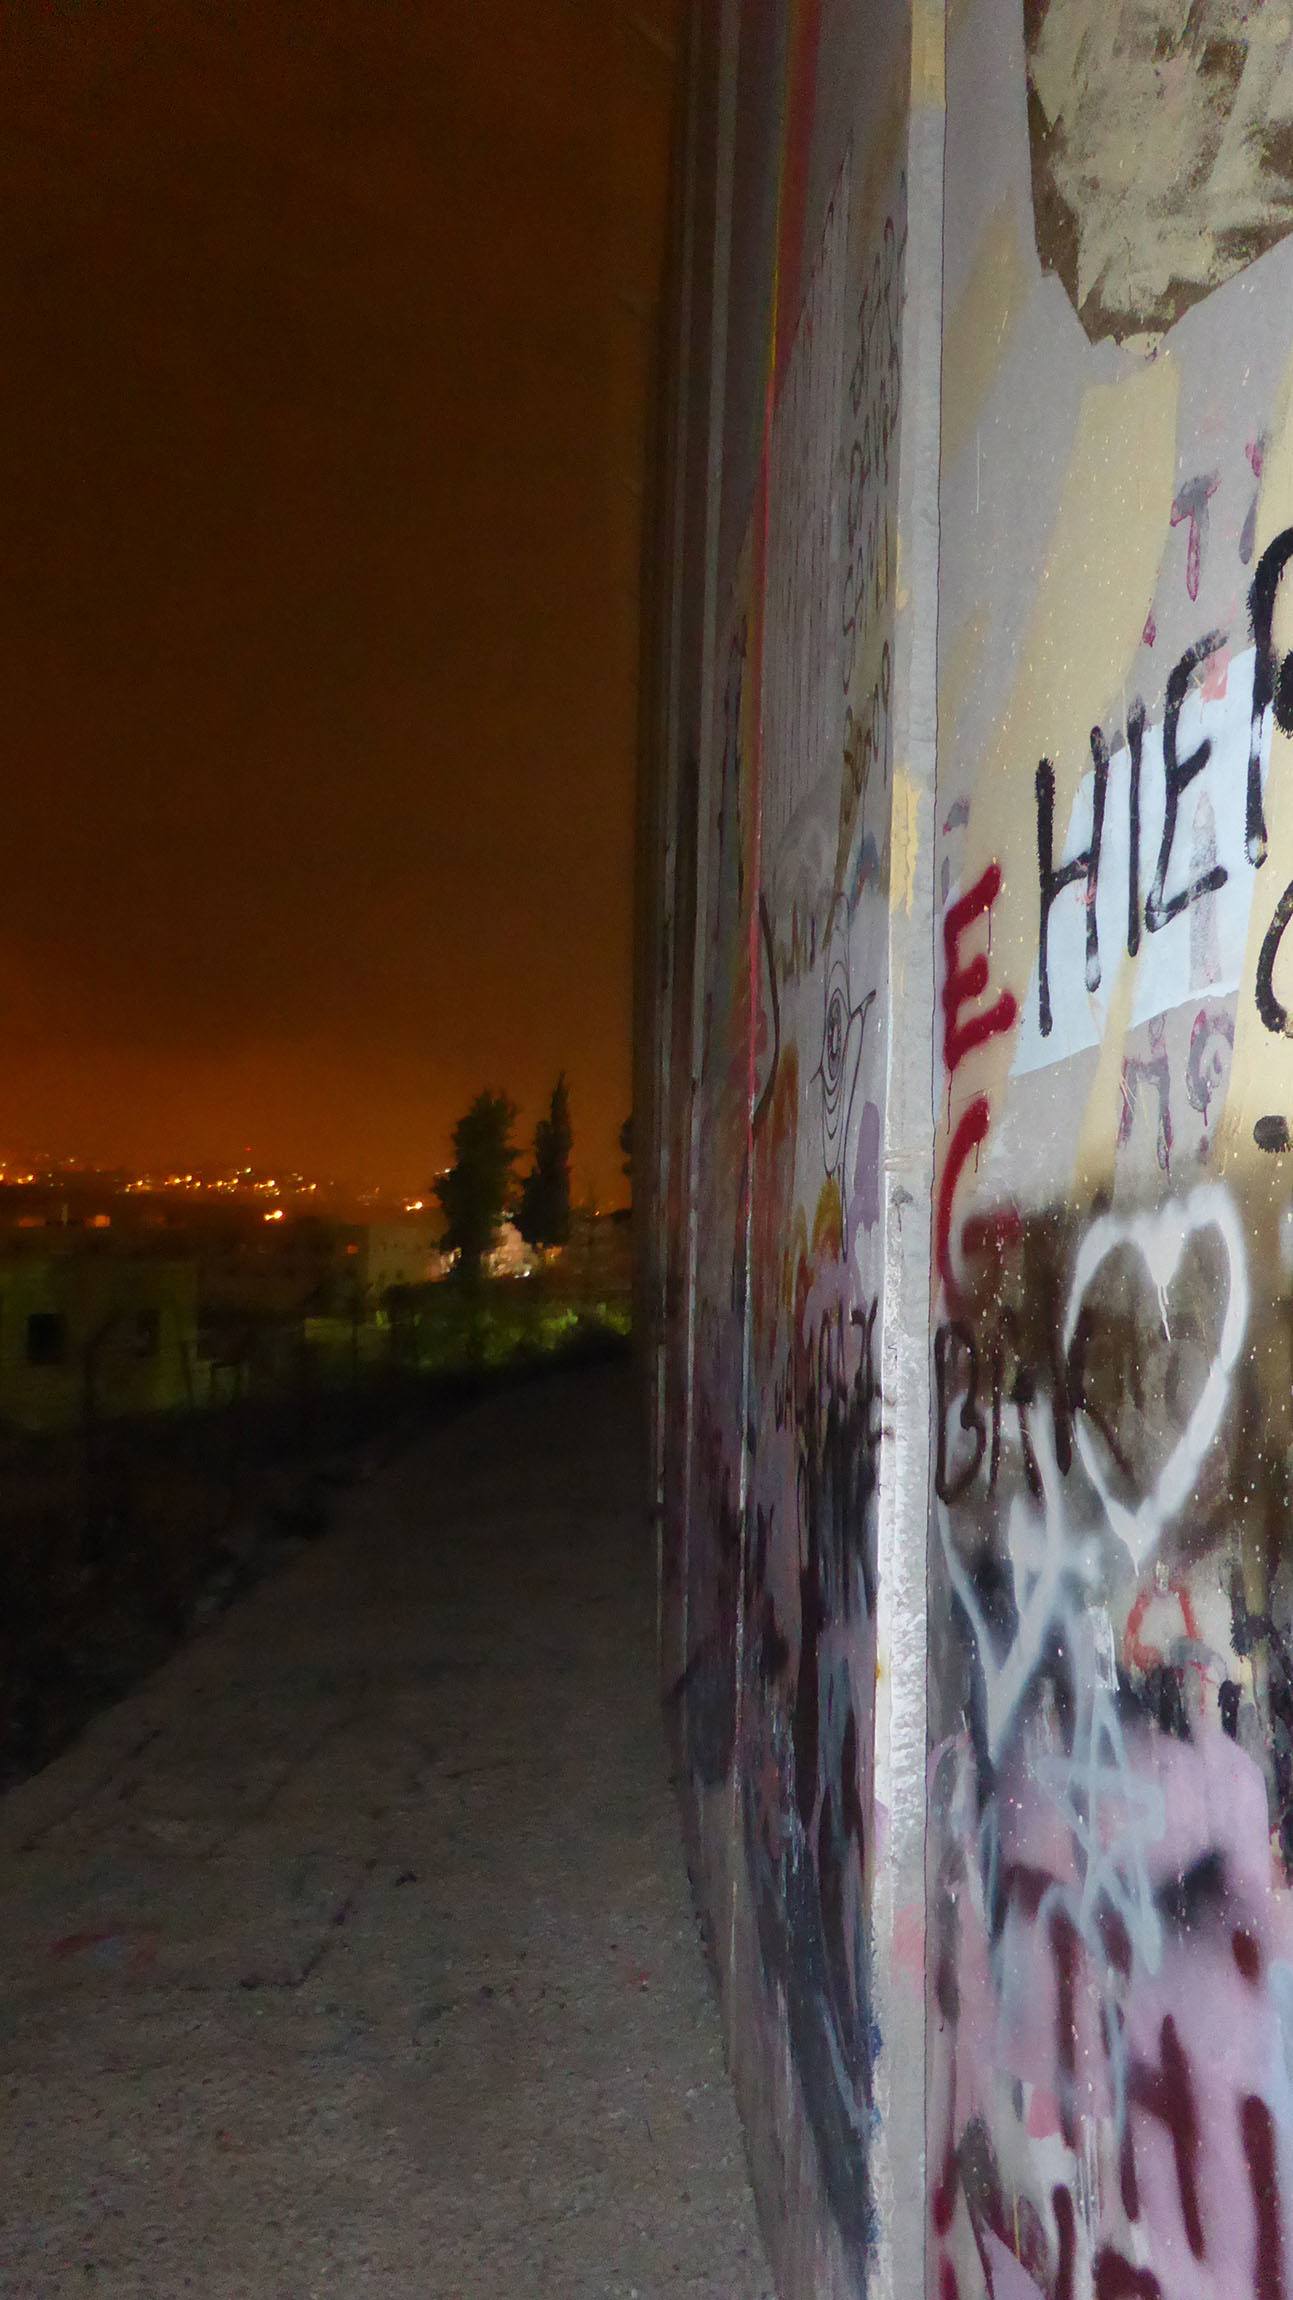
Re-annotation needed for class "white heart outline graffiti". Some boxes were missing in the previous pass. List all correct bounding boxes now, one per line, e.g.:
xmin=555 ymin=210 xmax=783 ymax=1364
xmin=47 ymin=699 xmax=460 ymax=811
xmin=1061 ymin=1182 xmax=1248 ymax=1569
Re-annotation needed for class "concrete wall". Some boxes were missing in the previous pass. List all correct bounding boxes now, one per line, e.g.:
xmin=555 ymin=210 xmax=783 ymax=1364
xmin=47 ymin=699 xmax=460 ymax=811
xmin=643 ymin=3 xmax=1293 ymax=2295
xmin=642 ymin=2 xmax=933 ymax=2290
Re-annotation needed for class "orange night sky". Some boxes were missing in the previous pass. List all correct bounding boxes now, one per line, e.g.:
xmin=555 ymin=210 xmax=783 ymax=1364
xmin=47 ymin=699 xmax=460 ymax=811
xmin=0 ymin=2 xmax=677 ymax=1198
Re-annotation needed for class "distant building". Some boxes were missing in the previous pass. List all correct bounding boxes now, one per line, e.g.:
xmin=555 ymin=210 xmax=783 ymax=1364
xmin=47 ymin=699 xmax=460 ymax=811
xmin=0 ymin=1254 xmax=198 ymax=1432
xmin=362 ymin=1218 xmax=446 ymax=1297
xmin=486 ymin=1218 xmax=536 ymax=1279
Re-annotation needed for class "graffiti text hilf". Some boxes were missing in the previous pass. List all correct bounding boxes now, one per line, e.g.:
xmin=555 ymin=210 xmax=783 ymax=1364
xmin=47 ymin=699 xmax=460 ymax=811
xmin=1027 ymin=523 xmax=1293 ymax=1151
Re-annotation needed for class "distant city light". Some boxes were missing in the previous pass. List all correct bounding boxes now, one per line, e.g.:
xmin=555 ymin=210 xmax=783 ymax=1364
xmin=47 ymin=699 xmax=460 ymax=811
xmin=0 ymin=1157 xmax=436 ymax=1219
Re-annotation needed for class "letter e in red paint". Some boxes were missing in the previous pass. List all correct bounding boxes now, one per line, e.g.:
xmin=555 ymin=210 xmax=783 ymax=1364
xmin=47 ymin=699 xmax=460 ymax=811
xmin=942 ymin=863 xmax=1018 ymax=1074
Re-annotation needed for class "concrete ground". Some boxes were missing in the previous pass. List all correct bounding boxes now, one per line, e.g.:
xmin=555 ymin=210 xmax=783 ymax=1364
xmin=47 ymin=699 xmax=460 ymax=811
xmin=0 ymin=1361 xmax=772 ymax=2298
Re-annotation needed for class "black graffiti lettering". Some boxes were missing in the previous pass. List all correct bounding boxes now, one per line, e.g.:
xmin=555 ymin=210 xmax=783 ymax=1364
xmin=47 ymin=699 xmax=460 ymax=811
xmin=1013 ymin=1360 xmax=1043 ymax=1500
xmin=1026 ymin=550 xmax=1293 ymax=1036
xmin=1035 ymin=731 xmax=1108 ymax=1036
xmin=1247 ymin=523 xmax=1293 ymax=866
xmin=1126 ymin=699 xmax=1145 ymax=959
xmin=1145 ymin=633 xmax=1227 ymax=933
xmin=1256 ymin=875 xmax=1293 ymax=1036
xmin=1254 ymin=874 xmax=1293 ymax=1156
xmin=984 ymin=1306 xmax=1049 ymax=1499
xmin=934 ymin=1321 xmax=985 ymax=1503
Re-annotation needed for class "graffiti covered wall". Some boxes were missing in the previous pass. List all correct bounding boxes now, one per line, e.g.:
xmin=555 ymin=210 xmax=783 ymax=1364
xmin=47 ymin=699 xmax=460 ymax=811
xmin=644 ymin=2 xmax=1293 ymax=2296
xmin=641 ymin=3 xmax=936 ymax=2292
xmin=931 ymin=3 xmax=1293 ymax=2297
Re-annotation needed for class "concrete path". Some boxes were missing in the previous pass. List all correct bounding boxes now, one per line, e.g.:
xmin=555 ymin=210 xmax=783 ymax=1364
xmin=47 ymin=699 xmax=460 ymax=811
xmin=0 ymin=1362 xmax=771 ymax=2298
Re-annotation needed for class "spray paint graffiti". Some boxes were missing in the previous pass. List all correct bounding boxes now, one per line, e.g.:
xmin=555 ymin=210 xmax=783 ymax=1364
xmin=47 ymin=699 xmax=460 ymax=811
xmin=930 ymin=1180 xmax=1293 ymax=2297
xmin=933 ymin=86 xmax=1293 ymax=2256
xmin=1117 ymin=1017 xmax=1173 ymax=1176
xmin=932 ymin=426 xmax=1293 ymax=2294
xmin=1063 ymin=1190 xmax=1248 ymax=1567
xmin=652 ymin=2 xmax=1293 ymax=2293
xmin=938 ymin=862 xmax=1018 ymax=1306
xmin=817 ymin=903 xmax=876 ymax=1209
xmin=746 ymin=1279 xmax=883 ymax=2270
xmin=1018 ymin=525 xmax=1293 ymax=1141
xmin=674 ymin=161 xmax=909 ymax=2289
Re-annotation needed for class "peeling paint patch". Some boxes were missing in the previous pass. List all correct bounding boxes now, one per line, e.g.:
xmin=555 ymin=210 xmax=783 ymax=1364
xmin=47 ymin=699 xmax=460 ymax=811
xmin=1027 ymin=0 xmax=1293 ymax=343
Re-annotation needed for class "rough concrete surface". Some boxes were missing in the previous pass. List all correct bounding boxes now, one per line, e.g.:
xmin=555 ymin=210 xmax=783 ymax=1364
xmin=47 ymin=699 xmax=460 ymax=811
xmin=0 ymin=1362 xmax=773 ymax=2298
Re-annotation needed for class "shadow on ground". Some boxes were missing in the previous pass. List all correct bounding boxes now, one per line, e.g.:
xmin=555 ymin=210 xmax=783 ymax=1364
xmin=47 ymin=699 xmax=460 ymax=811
xmin=0 ymin=1360 xmax=772 ymax=2298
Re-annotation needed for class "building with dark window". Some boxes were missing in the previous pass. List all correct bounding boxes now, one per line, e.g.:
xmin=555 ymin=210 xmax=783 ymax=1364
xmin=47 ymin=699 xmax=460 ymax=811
xmin=0 ymin=1254 xmax=197 ymax=1431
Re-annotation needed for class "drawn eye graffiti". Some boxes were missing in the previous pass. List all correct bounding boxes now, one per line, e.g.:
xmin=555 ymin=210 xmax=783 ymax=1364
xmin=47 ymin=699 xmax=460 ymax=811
xmin=816 ymin=912 xmax=875 ymax=1195
xmin=825 ymin=977 xmax=846 ymax=1091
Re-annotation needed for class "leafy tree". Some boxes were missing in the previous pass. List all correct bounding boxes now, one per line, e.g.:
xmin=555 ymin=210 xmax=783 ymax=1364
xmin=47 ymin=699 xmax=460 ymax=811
xmin=517 ymin=1073 xmax=573 ymax=1250
xmin=435 ymin=1090 xmax=518 ymax=1281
